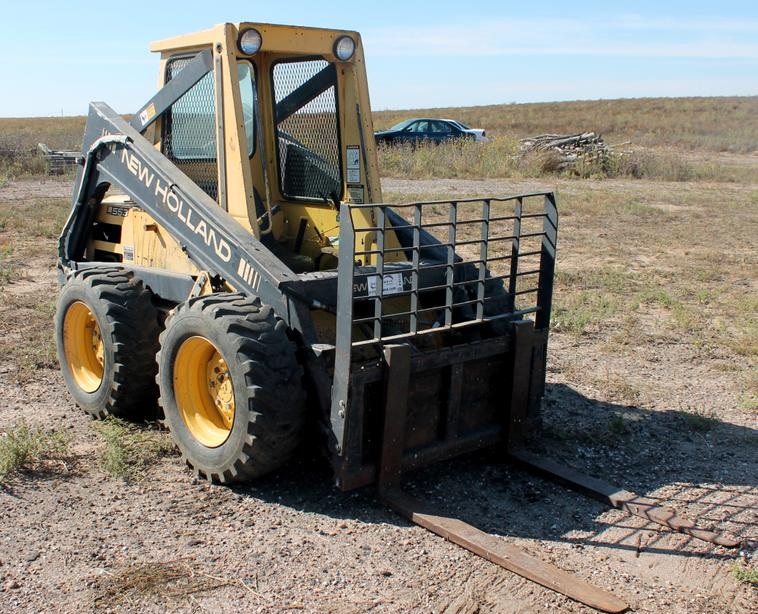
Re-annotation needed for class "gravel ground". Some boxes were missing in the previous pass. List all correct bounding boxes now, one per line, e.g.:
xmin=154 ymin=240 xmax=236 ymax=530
xmin=0 ymin=176 xmax=755 ymax=614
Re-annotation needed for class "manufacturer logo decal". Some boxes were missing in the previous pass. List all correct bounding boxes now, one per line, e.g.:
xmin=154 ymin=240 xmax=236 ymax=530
xmin=119 ymin=149 xmax=232 ymax=263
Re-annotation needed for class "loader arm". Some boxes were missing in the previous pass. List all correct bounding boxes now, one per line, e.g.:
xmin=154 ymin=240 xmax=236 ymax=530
xmin=59 ymin=102 xmax=317 ymax=339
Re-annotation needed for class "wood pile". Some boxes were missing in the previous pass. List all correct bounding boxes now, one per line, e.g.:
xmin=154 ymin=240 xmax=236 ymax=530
xmin=37 ymin=143 xmax=80 ymax=175
xmin=518 ymin=132 xmax=615 ymax=171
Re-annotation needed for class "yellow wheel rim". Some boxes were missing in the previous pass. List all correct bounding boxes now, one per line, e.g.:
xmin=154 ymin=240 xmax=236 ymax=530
xmin=173 ymin=336 xmax=235 ymax=448
xmin=63 ymin=301 xmax=104 ymax=393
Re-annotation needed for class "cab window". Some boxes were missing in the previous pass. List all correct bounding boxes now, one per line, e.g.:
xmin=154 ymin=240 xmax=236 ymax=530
xmin=271 ymin=59 xmax=342 ymax=201
xmin=164 ymin=56 xmax=218 ymax=199
xmin=237 ymin=61 xmax=256 ymax=157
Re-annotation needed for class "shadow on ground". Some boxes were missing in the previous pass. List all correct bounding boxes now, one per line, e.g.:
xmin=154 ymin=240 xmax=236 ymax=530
xmin=231 ymin=382 xmax=757 ymax=559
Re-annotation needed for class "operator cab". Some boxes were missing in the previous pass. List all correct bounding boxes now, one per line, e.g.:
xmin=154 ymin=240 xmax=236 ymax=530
xmin=148 ymin=22 xmax=384 ymax=272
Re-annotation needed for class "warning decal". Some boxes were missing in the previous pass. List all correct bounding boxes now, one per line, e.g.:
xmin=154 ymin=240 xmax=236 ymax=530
xmin=139 ymin=102 xmax=157 ymax=127
xmin=348 ymin=185 xmax=364 ymax=204
xmin=346 ymin=145 xmax=360 ymax=183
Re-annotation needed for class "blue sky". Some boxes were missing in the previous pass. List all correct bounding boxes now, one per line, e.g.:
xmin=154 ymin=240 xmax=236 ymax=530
xmin=1 ymin=1 xmax=756 ymax=117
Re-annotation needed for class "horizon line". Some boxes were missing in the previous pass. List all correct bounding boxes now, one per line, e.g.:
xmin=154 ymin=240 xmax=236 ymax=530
xmin=1 ymin=93 xmax=756 ymax=120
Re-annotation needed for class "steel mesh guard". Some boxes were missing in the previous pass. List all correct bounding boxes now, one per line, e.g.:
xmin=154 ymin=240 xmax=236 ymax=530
xmin=336 ymin=193 xmax=558 ymax=346
xmin=164 ymin=57 xmax=218 ymax=201
xmin=272 ymin=59 xmax=342 ymax=201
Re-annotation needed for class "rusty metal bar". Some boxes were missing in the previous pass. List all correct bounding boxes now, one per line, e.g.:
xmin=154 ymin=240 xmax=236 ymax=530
xmin=373 ymin=207 xmax=386 ymax=341
xmin=476 ymin=199 xmax=489 ymax=320
xmin=509 ymin=450 xmax=740 ymax=548
xmin=347 ymin=191 xmax=555 ymax=208
xmin=535 ymin=193 xmax=558 ymax=330
xmin=381 ymin=489 xmax=629 ymax=613
xmin=508 ymin=198 xmax=522 ymax=301
xmin=444 ymin=202 xmax=457 ymax=327
xmin=410 ymin=204 xmax=421 ymax=334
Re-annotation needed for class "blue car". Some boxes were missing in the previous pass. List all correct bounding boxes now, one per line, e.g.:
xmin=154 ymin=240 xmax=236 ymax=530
xmin=374 ymin=118 xmax=489 ymax=146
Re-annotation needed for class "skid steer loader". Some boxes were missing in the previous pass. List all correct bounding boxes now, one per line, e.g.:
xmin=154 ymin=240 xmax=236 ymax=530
xmin=55 ymin=22 xmax=740 ymax=612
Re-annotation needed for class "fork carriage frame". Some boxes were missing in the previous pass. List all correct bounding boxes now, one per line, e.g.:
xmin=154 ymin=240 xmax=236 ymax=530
xmin=328 ymin=193 xmax=558 ymax=490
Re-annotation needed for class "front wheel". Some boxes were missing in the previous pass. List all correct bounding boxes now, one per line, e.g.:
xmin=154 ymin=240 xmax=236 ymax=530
xmin=157 ymin=293 xmax=305 ymax=483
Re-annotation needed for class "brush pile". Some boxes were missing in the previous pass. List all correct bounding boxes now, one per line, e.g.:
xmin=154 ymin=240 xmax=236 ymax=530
xmin=518 ymin=132 xmax=614 ymax=171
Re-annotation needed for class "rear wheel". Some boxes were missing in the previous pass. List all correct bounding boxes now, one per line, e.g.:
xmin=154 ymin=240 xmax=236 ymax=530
xmin=55 ymin=268 xmax=161 ymax=419
xmin=157 ymin=293 xmax=305 ymax=483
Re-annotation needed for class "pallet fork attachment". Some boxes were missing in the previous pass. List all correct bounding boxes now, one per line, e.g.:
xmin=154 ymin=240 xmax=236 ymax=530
xmin=509 ymin=450 xmax=740 ymax=549
xmin=377 ymin=344 xmax=629 ymax=613
xmin=376 ymin=342 xmax=739 ymax=613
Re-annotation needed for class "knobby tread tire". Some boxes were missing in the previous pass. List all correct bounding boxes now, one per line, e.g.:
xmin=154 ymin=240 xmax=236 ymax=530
xmin=55 ymin=267 xmax=161 ymax=419
xmin=157 ymin=293 xmax=305 ymax=483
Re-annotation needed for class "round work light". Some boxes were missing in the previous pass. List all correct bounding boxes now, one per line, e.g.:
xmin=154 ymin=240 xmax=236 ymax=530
xmin=333 ymin=36 xmax=355 ymax=61
xmin=238 ymin=29 xmax=262 ymax=55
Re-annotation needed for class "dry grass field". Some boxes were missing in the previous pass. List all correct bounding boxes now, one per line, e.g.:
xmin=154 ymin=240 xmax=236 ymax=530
xmin=0 ymin=97 xmax=756 ymax=613
xmin=1 ymin=95 xmax=756 ymax=184
xmin=374 ymin=96 xmax=758 ymax=153
xmin=2 ymin=96 xmax=756 ymax=155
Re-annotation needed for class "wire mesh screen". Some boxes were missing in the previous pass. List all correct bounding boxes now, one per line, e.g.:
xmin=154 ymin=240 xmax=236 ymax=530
xmin=338 ymin=193 xmax=557 ymax=347
xmin=272 ymin=60 xmax=342 ymax=201
xmin=164 ymin=57 xmax=218 ymax=201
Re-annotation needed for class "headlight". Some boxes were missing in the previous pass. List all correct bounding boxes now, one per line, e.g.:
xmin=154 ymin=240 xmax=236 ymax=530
xmin=238 ymin=29 xmax=262 ymax=55
xmin=333 ymin=36 xmax=355 ymax=61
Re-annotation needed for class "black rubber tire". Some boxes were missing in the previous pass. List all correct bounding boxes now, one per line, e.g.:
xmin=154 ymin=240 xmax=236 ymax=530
xmin=157 ymin=293 xmax=306 ymax=483
xmin=55 ymin=267 xmax=161 ymax=419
